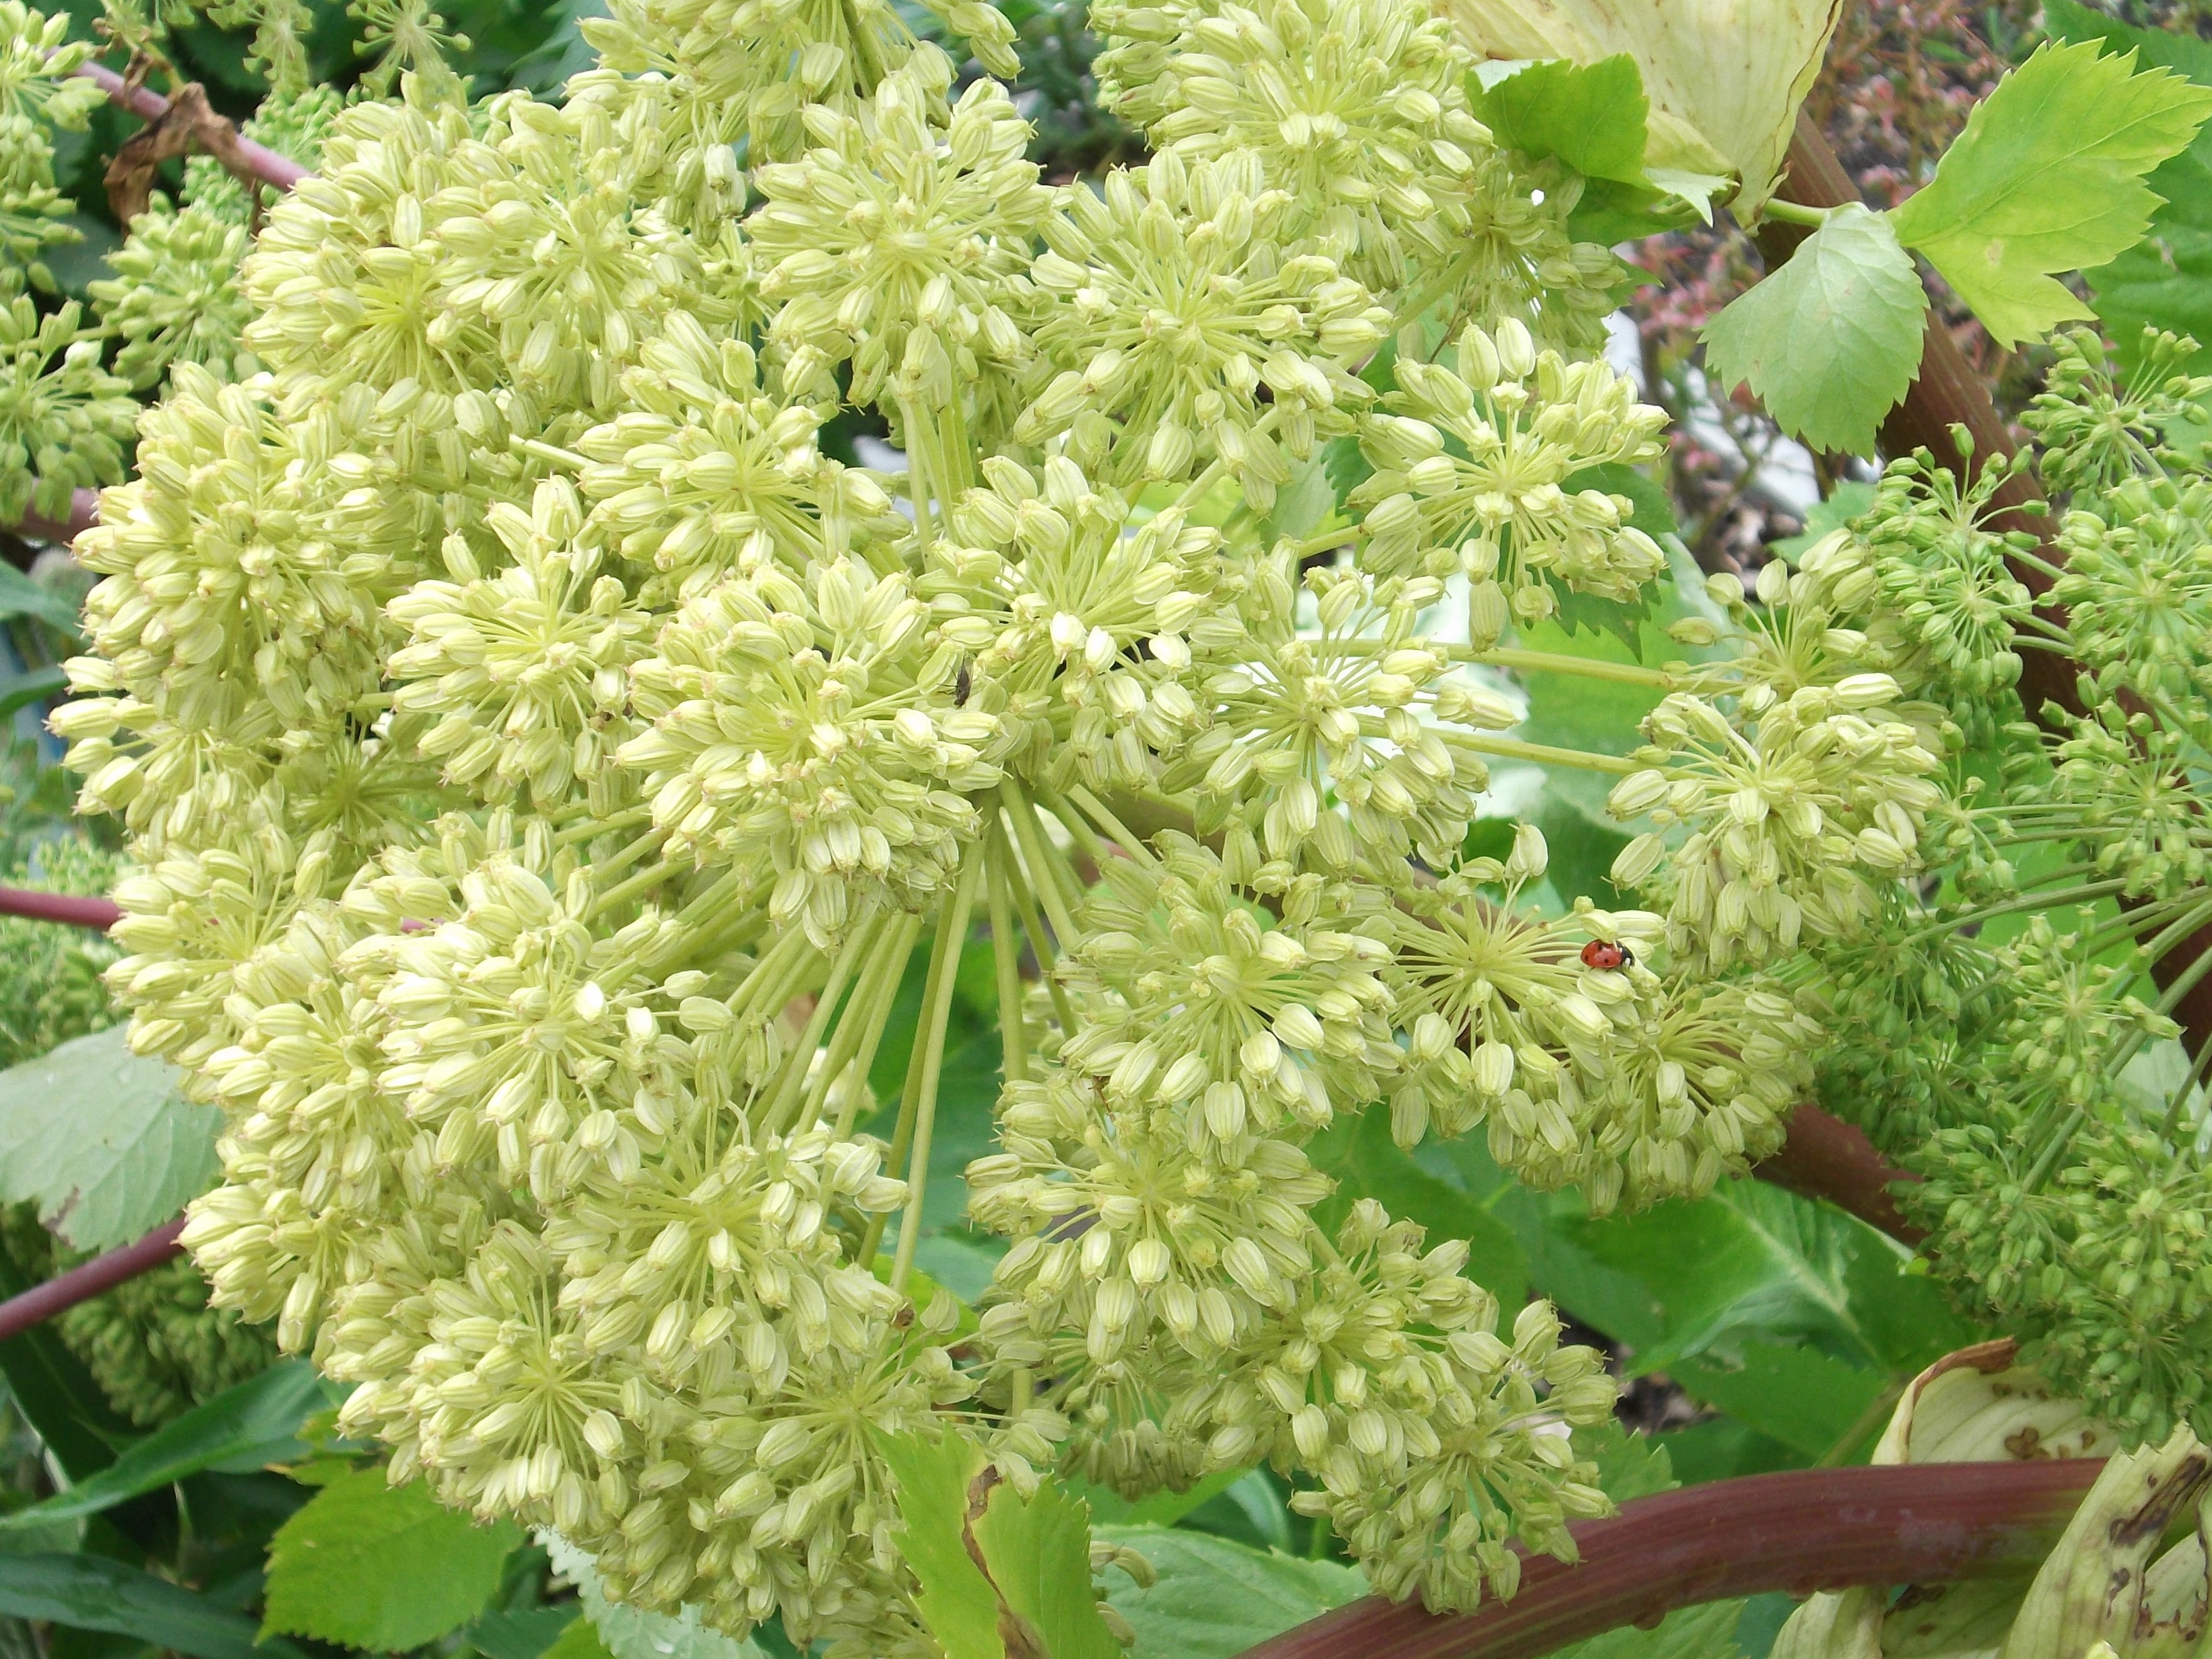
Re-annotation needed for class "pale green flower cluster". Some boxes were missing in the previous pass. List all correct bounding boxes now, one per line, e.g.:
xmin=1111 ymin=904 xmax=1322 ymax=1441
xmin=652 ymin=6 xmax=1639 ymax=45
xmin=45 ymin=0 xmax=1992 ymax=1643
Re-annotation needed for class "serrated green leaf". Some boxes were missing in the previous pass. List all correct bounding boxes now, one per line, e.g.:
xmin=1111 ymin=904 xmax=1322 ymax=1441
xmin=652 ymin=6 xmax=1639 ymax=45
xmin=1093 ymin=1527 xmax=1364 ymax=1659
xmin=973 ymin=1476 xmax=1120 ymax=1659
xmin=0 ymin=1025 xmax=221 ymax=1251
xmin=263 ymin=1467 xmax=522 ymax=1651
xmin=1572 ymin=1420 xmax=1676 ymax=1503
xmin=1701 ymin=203 xmax=1927 ymax=455
xmin=0 ymin=1553 xmax=308 ymax=1659
xmin=876 ymin=1429 xmax=1002 ymax=1659
xmin=0 ymin=1362 xmax=334 ymax=1532
xmin=1888 ymin=38 xmax=2212 ymax=347
xmin=537 ymin=1532 xmax=765 ymax=1659
xmin=2046 ymin=0 xmax=2212 ymax=369
xmin=1472 ymin=55 xmax=1650 ymax=185
xmin=1553 ymin=1598 xmax=1746 ymax=1659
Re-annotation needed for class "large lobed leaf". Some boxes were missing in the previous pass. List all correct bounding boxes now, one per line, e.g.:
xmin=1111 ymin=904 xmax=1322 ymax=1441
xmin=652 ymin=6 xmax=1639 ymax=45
xmin=0 ymin=1024 xmax=221 ymax=1251
xmin=1889 ymin=38 xmax=2212 ymax=349
xmin=1701 ymin=203 xmax=1927 ymax=457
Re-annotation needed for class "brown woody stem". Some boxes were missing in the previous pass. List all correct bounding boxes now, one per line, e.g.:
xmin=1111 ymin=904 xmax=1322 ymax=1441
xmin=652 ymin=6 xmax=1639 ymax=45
xmin=1233 ymin=1459 xmax=2101 ymax=1659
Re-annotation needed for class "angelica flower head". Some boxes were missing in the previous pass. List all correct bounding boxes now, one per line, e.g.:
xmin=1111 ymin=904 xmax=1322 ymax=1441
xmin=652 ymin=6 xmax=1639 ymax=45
xmin=1355 ymin=318 xmax=1667 ymax=642
xmin=1019 ymin=149 xmax=1390 ymax=509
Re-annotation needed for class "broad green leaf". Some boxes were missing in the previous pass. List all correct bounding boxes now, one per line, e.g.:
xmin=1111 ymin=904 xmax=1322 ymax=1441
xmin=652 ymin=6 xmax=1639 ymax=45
xmin=2046 ymin=0 xmax=2212 ymax=369
xmin=1076 ymin=1465 xmax=1247 ymax=1528
xmin=0 ymin=667 xmax=65 ymax=721
xmin=0 ymin=565 xmax=84 ymax=635
xmin=262 ymin=1467 xmax=522 ymax=1650
xmin=972 ymin=1477 xmax=1121 ymax=1659
xmin=1887 ymin=38 xmax=2212 ymax=347
xmin=1093 ymin=1527 xmax=1364 ymax=1659
xmin=1307 ymin=1105 xmax=1528 ymax=1307
xmin=1771 ymin=482 xmax=1877 ymax=562
xmin=1441 ymin=0 xmax=1845 ymax=219
xmin=0 ymin=1362 xmax=335 ymax=1532
xmin=1573 ymin=1421 xmax=1676 ymax=1501
xmin=1654 ymin=1417 xmax=1803 ymax=1485
xmin=536 ymin=1618 xmax=617 ymax=1659
xmin=876 ymin=1429 xmax=1002 ymax=1659
xmin=537 ymin=1532 xmax=765 ymax=1659
xmin=1702 ymin=204 xmax=1927 ymax=456
xmin=1473 ymin=55 xmax=1650 ymax=186
xmin=0 ymin=1242 xmax=136 ymax=1484
xmin=1427 ymin=1141 xmax=1979 ymax=1458
xmin=0 ymin=1025 xmax=220 ymax=1251
xmin=1553 ymin=1598 xmax=1745 ymax=1659
xmin=0 ymin=1552 xmax=307 ymax=1659
xmin=463 ymin=1601 xmax=579 ymax=1659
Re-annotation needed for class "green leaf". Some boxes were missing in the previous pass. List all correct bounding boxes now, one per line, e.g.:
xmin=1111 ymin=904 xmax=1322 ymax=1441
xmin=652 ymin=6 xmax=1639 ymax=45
xmin=1307 ymin=1105 xmax=1527 ymax=1308
xmin=1429 ymin=1141 xmax=1980 ymax=1460
xmin=1701 ymin=203 xmax=1927 ymax=455
xmin=463 ymin=1602 xmax=579 ymax=1659
xmin=1473 ymin=56 xmax=1650 ymax=186
xmin=1551 ymin=1598 xmax=1745 ymax=1659
xmin=0 ymin=1552 xmax=307 ymax=1659
xmin=1093 ymin=1527 xmax=1363 ymax=1659
xmin=0 ymin=667 xmax=65 ymax=721
xmin=0 ymin=565 xmax=84 ymax=635
xmin=875 ymin=1429 xmax=1002 ymax=1659
xmin=0 ymin=1025 xmax=222 ymax=1251
xmin=0 ymin=1362 xmax=335 ymax=1533
xmin=0 ymin=1243 xmax=136 ymax=1484
xmin=262 ymin=1467 xmax=523 ymax=1651
xmin=2044 ymin=0 xmax=2212 ymax=369
xmin=536 ymin=1532 xmax=765 ymax=1659
xmin=1572 ymin=1421 xmax=1676 ymax=1503
xmin=1771 ymin=482 xmax=1877 ymax=562
xmin=1075 ymin=1465 xmax=1247 ymax=1528
xmin=972 ymin=1476 xmax=1121 ymax=1659
xmin=537 ymin=1618 xmax=618 ymax=1659
xmin=1887 ymin=38 xmax=2212 ymax=347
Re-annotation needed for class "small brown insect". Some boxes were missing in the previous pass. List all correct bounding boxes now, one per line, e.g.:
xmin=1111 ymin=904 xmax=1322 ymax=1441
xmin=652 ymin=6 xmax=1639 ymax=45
xmin=953 ymin=661 xmax=972 ymax=707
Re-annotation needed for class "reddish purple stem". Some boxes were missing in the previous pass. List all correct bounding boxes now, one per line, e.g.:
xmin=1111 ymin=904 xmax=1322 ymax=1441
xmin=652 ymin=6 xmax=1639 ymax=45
xmin=72 ymin=62 xmax=310 ymax=193
xmin=0 ymin=887 xmax=120 ymax=929
xmin=1232 ymin=1459 xmax=2104 ymax=1659
xmin=0 ymin=1215 xmax=187 ymax=1343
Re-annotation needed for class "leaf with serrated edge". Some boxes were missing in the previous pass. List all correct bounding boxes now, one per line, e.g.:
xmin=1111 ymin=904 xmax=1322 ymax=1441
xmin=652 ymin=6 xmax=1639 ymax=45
xmin=1702 ymin=203 xmax=1927 ymax=455
xmin=1889 ymin=38 xmax=2212 ymax=347
xmin=537 ymin=1532 xmax=766 ymax=1659
xmin=0 ymin=1024 xmax=220 ymax=1250
xmin=876 ymin=1429 xmax=1004 ymax=1659
xmin=973 ymin=1476 xmax=1121 ymax=1659
xmin=1094 ymin=1527 xmax=1364 ymax=1659
xmin=262 ymin=1467 xmax=522 ymax=1651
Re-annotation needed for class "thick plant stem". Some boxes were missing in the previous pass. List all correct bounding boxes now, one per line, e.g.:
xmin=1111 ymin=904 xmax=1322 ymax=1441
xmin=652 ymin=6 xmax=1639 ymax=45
xmin=1232 ymin=1459 xmax=2102 ymax=1659
xmin=73 ymin=62 xmax=310 ymax=193
xmin=0 ymin=887 xmax=119 ymax=929
xmin=0 ymin=1216 xmax=186 ymax=1342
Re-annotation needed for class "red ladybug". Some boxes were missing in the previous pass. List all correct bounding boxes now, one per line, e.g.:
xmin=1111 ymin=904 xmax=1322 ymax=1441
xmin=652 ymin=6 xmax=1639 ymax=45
xmin=1581 ymin=939 xmax=1634 ymax=971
